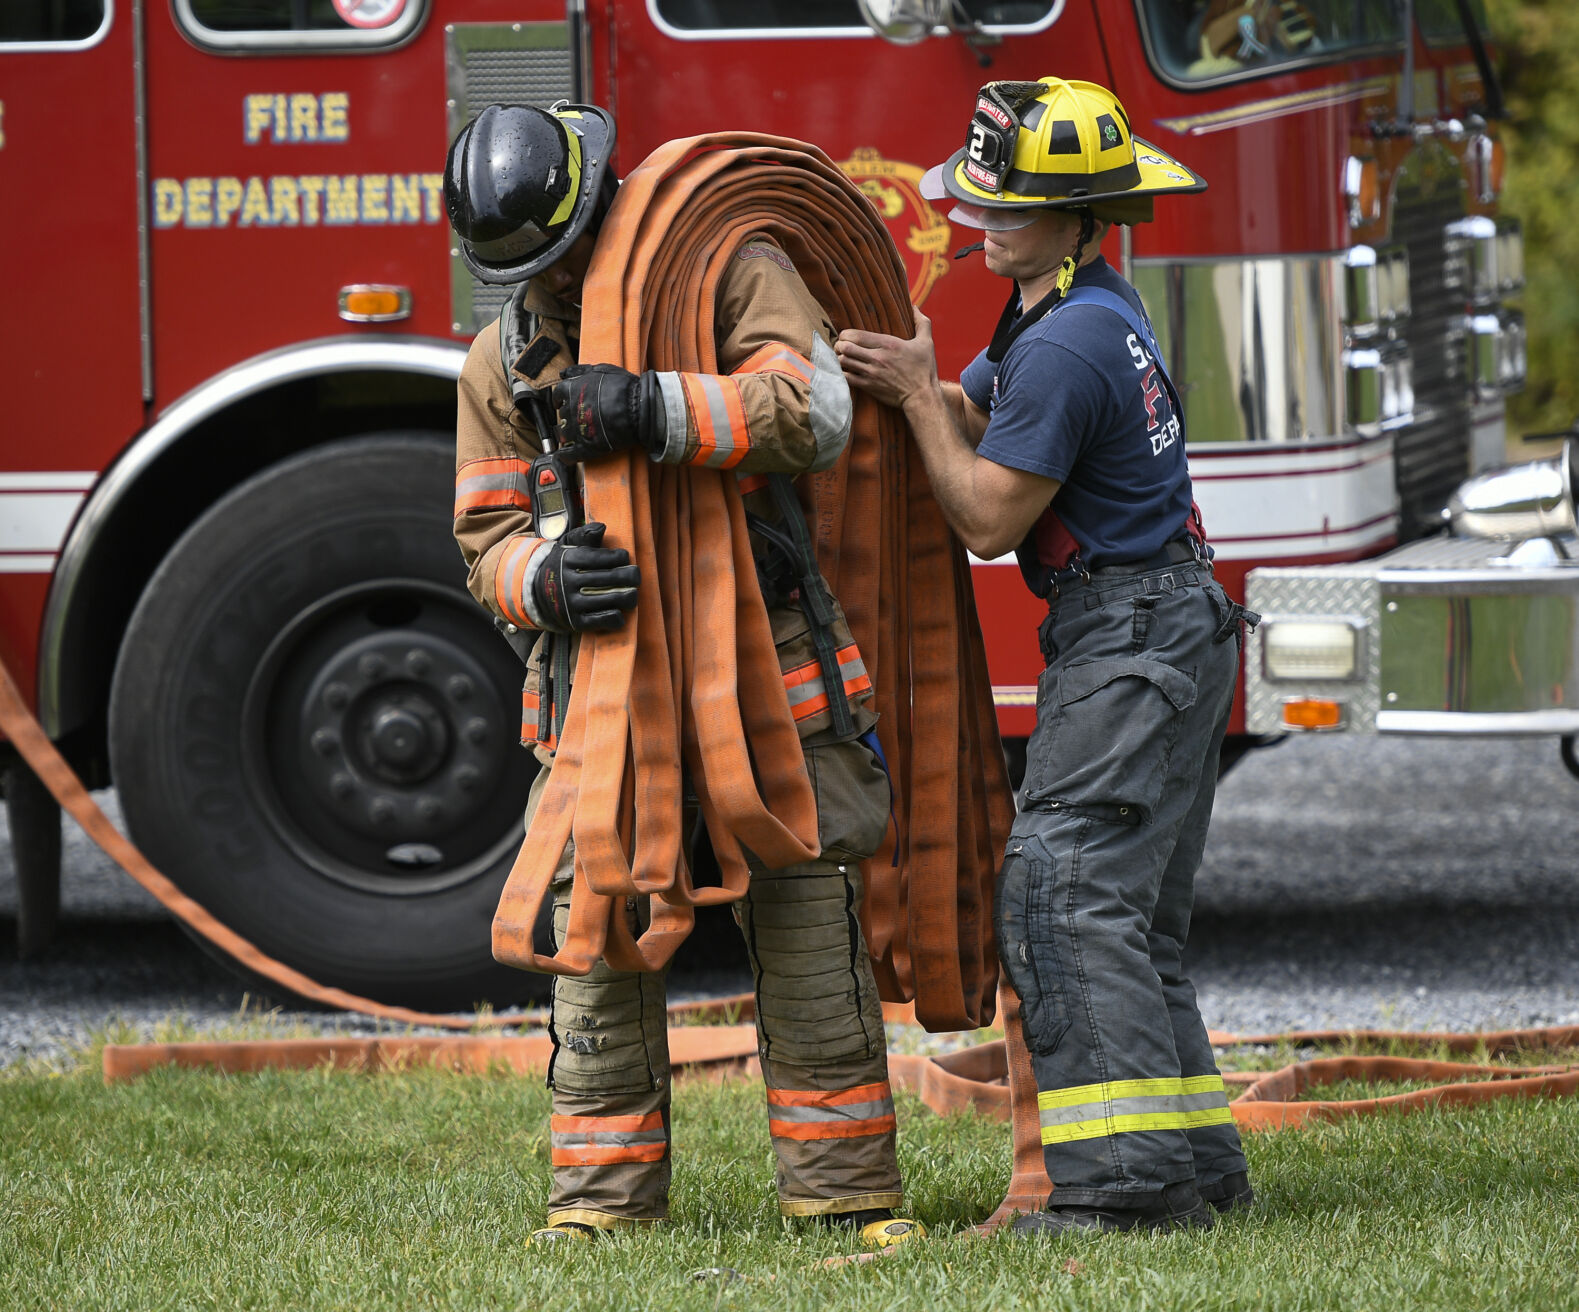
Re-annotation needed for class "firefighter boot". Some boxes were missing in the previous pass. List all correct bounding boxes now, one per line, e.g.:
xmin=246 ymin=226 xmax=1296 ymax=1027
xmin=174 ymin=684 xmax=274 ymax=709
xmin=1199 ymin=1171 xmax=1256 ymax=1214
xmin=527 ymin=1223 xmax=597 ymax=1247
xmin=1011 ymin=1181 xmax=1217 ymax=1237
xmin=822 ymin=1208 xmax=929 ymax=1249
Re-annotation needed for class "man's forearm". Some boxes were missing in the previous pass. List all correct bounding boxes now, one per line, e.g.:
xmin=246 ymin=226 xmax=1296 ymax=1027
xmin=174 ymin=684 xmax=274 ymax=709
xmin=940 ymin=382 xmax=985 ymax=450
xmin=903 ymin=384 xmax=1006 ymax=556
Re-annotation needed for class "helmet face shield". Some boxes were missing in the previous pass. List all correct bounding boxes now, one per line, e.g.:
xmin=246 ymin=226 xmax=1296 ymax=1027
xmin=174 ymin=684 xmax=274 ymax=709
xmin=948 ymin=202 xmax=1041 ymax=231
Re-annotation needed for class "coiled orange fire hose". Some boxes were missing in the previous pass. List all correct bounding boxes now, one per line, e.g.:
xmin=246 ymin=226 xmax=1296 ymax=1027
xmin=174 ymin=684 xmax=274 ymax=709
xmin=489 ymin=133 xmax=1015 ymax=1033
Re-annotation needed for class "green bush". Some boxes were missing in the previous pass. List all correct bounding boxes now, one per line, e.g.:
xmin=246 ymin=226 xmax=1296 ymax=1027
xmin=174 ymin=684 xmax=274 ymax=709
xmin=1488 ymin=0 xmax=1579 ymax=438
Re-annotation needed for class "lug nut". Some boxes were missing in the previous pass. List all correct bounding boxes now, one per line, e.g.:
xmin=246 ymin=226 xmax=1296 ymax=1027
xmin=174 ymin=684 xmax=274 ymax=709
xmin=369 ymin=797 xmax=397 ymax=825
xmin=406 ymin=649 xmax=432 ymax=677
xmin=447 ymin=674 xmax=473 ymax=702
xmin=465 ymin=717 xmax=489 ymax=744
xmin=416 ymin=798 xmax=442 ymax=822
xmin=329 ymin=773 xmax=355 ymax=801
xmin=324 ymin=682 xmax=351 ymax=711
xmin=455 ymin=766 xmax=480 ymax=792
xmin=358 ymin=653 xmax=389 ymax=681
xmin=311 ymin=729 xmax=340 ymax=757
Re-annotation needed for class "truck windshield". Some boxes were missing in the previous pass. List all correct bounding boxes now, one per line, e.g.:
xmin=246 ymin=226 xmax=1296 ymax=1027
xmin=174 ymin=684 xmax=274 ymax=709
xmin=653 ymin=1 xmax=1055 ymax=31
xmin=1137 ymin=1 xmax=1404 ymax=84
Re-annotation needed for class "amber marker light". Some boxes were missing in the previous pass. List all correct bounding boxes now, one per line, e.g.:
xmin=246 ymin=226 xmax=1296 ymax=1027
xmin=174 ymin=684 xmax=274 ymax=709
xmin=1282 ymin=698 xmax=1344 ymax=731
xmin=338 ymin=284 xmax=412 ymax=322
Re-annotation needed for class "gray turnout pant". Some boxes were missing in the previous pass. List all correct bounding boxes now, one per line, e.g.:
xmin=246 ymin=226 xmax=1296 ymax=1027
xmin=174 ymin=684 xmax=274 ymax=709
xmin=996 ymin=557 xmax=1250 ymax=1208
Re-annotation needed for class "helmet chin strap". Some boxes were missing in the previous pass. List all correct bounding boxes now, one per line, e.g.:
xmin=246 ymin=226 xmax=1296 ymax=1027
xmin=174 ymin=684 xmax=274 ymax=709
xmin=1055 ymin=209 xmax=1096 ymax=297
xmin=987 ymin=208 xmax=1095 ymax=364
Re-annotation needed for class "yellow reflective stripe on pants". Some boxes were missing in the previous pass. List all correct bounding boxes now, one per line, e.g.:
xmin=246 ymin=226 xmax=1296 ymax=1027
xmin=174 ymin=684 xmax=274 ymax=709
xmin=1037 ymin=1074 xmax=1232 ymax=1146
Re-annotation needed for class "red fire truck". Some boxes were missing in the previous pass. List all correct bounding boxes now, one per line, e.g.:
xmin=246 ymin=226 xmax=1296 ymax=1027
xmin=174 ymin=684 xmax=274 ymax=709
xmin=3 ymin=0 xmax=1562 ymax=1009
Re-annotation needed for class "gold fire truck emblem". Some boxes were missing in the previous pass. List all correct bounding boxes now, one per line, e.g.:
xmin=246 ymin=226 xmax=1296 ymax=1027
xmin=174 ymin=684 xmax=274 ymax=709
xmin=837 ymin=148 xmax=952 ymax=308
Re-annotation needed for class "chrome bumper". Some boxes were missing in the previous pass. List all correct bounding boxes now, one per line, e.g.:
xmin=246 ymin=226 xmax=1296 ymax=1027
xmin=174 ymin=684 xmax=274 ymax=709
xmin=1244 ymin=535 xmax=1579 ymax=735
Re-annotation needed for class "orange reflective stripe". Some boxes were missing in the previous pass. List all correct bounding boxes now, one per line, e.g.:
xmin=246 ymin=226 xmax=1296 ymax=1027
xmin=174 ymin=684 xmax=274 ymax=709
xmin=494 ymin=537 xmax=543 ymax=629
xmin=550 ymin=1112 xmax=664 ymax=1135
xmin=551 ymin=1142 xmax=667 ymax=1166
xmin=733 ymin=342 xmax=814 ymax=383
xmin=766 ymin=1081 xmax=896 ymax=1141
xmin=455 ymin=456 xmax=532 ymax=516
xmin=681 ymin=372 xmax=750 ymax=470
xmin=520 ymin=688 xmax=558 ymax=750
xmin=781 ymin=644 xmax=872 ymax=722
xmin=737 ymin=472 xmax=770 ymax=495
xmin=549 ymin=1111 xmax=667 ymax=1166
xmin=766 ymin=1081 xmax=891 ymax=1109
xmin=767 ymin=1115 xmax=897 ymax=1142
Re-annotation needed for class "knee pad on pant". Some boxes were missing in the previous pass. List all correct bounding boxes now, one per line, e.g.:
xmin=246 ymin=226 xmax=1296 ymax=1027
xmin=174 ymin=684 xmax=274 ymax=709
xmin=737 ymin=860 xmax=885 ymax=1065
xmin=549 ymin=883 xmax=670 ymax=1097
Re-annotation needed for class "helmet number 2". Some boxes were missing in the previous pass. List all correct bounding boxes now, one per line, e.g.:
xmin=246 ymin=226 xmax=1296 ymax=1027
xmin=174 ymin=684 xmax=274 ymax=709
xmin=968 ymin=123 xmax=990 ymax=163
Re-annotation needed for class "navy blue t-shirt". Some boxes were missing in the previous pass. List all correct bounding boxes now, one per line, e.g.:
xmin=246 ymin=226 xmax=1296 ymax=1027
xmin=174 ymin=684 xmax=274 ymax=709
xmin=961 ymin=257 xmax=1193 ymax=572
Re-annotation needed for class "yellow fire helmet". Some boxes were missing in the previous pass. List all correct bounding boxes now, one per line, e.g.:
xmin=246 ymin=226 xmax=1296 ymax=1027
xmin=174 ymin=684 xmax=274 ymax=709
xmin=920 ymin=77 xmax=1205 ymax=227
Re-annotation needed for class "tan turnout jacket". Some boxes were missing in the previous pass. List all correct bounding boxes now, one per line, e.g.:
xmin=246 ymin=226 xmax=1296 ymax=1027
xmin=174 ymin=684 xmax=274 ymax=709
xmin=453 ymin=235 xmax=876 ymax=752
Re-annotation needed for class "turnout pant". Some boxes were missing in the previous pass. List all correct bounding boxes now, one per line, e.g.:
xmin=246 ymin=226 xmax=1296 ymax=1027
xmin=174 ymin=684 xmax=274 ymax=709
xmin=533 ymin=735 xmax=901 ymax=1230
xmin=996 ymin=559 xmax=1250 ymax=1208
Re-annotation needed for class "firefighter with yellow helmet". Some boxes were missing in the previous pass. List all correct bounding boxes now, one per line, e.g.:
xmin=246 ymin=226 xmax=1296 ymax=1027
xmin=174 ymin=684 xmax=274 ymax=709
xmin=838 ymin=77 xmax=1258 ymax=1234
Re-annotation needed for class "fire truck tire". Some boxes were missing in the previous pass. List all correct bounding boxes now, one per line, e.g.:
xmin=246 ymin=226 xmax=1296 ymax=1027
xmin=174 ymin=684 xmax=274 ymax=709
xmin=107 ymin=434 xmax=549 ymax=1011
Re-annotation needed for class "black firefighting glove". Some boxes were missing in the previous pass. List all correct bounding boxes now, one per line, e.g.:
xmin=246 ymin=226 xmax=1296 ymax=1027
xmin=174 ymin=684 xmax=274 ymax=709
xmin=549 ymin=364 xmax=665 ymax=463
xmin=531 ymin=521 xmax=640 ymax=633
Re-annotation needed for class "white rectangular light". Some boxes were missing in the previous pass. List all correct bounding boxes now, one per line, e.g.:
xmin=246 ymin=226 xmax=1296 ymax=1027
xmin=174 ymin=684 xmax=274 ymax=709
xmin=1263 ymin=620 xmax=1361 ymax=681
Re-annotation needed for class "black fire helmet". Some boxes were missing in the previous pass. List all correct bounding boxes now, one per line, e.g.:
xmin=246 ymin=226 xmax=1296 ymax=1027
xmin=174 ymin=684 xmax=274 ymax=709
xmin=444 ymin=102 xmax=616 ymax=285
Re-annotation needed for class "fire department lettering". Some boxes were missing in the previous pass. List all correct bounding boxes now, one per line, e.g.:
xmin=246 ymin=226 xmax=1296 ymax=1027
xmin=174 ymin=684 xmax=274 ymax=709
xmin=244 ymin=93 xmax=351 ymax=145
xmin=152 ymin=173 xmax=444 ymax=229
xmin=1128 ymin=331 xmax=1180 ymax=455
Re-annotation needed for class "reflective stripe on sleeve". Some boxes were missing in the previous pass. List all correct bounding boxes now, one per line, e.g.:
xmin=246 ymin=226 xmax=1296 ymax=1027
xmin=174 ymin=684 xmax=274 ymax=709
xmin=680 ymin=372 xmax=750 ymax=470
xmin=731 ymin=338 xmax=851 ymax=472
xmin=781 ymin=643 xmax=872 ymax=722
xmin=494 ymin=536 xmax=547 ymax=630
xmin=654 ymin=371 xmax=690 ymax=465
xmin=455 ymin=456 xmax=532 ymax=517
xmin=549 ymin=1111 xmax=668 ymax=1166
xmin=766 ymin=1081 xmax=896 ymax=1142
xmin=1036 ymin=1074 xmax=1233 ymax=1146
xmin=733 ymin=342 xmax=815 ymax=384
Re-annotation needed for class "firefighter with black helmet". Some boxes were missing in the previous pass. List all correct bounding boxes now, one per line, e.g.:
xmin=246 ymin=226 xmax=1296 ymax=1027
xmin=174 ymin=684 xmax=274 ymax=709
xmin=838 ymin=77 xmax=1258 ymax=1235
xmin=445 ymin=102 xmax=922 ymax=1248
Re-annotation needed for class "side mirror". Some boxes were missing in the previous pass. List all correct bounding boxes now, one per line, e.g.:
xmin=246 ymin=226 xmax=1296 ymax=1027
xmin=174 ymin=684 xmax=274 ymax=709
xmin=857 ymin=0 xmax=948 ymax=45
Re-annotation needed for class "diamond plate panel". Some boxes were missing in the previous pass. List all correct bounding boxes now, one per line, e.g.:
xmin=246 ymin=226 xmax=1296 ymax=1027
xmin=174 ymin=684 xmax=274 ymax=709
xmin=1244 ymin=568 xmax=1382 ymax=734
xmin=1377 ymin=533 xmax=1579 ymax=571
xmin=444 ymin=23 xmax=575 ymax=335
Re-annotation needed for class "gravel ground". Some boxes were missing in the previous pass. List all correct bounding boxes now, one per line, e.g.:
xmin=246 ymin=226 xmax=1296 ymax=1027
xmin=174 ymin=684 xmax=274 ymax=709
xmin=2 ymin=734 xmax=1576 ymax=1067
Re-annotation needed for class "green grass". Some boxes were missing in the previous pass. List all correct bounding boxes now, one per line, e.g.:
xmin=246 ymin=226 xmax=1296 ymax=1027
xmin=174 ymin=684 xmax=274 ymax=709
xmin=3 ymin=1043 xmax=1577 ymax=1312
